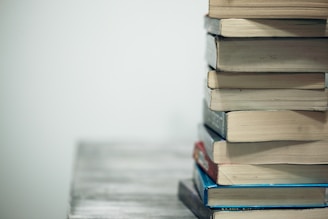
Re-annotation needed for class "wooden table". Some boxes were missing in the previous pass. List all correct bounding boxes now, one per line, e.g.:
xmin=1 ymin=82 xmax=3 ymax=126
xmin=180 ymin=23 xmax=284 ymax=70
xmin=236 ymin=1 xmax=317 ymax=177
xmin=67 ymin=142 xmax=197 ymax=219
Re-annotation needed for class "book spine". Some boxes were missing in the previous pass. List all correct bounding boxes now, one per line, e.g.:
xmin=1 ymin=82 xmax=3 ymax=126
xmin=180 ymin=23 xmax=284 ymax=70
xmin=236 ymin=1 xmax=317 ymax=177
xmin=177 ymin=180 xmax=213 ymax=219
xmin=197 ymin=124 xmax=215 ymax=161
xmin=206 ymin=34 xmax=218 ymax=70
xmin=202 ymin=100 xmax=227 ymax=138
xmin=193 ymin=142 xmax=219 ymax=184
xmin=204 ymin=15 xmax=221 ymax=36
xmin=192 ymin=164 xmax=209 ymax=206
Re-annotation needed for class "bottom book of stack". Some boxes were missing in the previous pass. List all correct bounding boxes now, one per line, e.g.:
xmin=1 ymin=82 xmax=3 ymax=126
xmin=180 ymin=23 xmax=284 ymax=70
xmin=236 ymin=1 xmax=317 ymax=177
xmin=178 ymin=165 xmax=328 ymax=219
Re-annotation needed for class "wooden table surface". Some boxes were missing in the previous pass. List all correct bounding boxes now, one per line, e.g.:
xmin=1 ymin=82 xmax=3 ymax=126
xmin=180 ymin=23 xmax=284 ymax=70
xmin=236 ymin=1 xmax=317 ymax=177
xmin=67 ymin=142 xmax=197 ymax=219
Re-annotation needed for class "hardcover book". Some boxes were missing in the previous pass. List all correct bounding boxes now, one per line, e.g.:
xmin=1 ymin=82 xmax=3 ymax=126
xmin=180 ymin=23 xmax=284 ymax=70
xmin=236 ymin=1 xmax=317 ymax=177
xmin=202 ymin=101 xmax=328 ymax=142
xmin=208 ymin=0 xmax=328 ymax=19
xmin=198 ymin=124 xmax=328 ymax=165
xmin=193 ymin=141 xmax=328 ymax=185
xmin=178 ymin=178 xmax=328 ymax=219
xmin=193 ymin=164 xmax=328 ymax=208
xmin=206 ymin=34 xmax=328 ymax=72
xmin=204 ymin=16 xmax=328 ymax=37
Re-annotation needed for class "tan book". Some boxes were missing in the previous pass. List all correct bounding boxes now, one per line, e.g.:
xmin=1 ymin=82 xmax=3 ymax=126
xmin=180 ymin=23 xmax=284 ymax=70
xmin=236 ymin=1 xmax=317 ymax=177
xmin=207 ymin=70 xmax=326 ymax=89
xmin=205 ymin=16 xmax=328 ymax=37
xmin=208 ymin=0 xmax=328 ymax=19
xmin=203 ymin=103 xmax=328 ymax=142
xmin=205 ymin=87 xmax=328 ymax=111
xmin=198 ymin=124 xmax=328 ymax=164
xmin=206 ymin=34 xmax=328 ymax=72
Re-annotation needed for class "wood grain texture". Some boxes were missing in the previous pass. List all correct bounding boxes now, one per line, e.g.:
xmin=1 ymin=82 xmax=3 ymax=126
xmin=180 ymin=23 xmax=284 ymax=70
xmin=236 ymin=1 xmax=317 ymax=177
xmin=67 ymin=142 xmax=196 ymax=219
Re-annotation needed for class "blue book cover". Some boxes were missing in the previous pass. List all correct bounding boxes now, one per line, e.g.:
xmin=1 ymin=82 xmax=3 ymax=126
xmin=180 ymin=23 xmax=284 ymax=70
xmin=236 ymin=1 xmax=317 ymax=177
xmin=193 ymin=164 xmax=328 ymax=209
xmin=178 ymin=178 xmax=328 ymax=219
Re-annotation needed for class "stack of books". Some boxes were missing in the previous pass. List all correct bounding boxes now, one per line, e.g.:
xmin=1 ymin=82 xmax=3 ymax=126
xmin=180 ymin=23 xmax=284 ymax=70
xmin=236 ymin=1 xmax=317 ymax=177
xmin=178 ymin=0 xmax=328 ymax=218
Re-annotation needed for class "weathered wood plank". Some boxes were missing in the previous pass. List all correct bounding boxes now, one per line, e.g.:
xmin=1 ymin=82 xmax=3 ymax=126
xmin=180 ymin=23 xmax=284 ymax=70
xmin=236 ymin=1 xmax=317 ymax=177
xmin=68 ymin=142 xmax=196 ymax=219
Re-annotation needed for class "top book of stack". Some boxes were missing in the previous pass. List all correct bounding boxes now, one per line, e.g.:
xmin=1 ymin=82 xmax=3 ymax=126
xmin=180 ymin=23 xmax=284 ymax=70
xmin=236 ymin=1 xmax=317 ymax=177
xmin=208 ymin=0 xmax=328 ymax=19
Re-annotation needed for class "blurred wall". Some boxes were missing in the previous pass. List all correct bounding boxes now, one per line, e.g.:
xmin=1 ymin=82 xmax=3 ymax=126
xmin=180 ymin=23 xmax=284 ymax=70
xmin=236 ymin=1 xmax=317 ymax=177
xmin=0 ymin=1 xmax=207 ymax=219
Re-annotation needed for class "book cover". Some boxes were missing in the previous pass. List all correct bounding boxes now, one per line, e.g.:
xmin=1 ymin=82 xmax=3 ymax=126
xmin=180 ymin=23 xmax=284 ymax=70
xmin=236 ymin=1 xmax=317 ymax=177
xmin=193 ymin=164 xmax=328 ymax=209
xmin=178 ymin=179 xmax=328 ymax=219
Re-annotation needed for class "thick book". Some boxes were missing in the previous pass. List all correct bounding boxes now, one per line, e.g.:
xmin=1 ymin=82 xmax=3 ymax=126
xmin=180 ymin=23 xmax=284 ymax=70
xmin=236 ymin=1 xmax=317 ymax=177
xmin=193 ymin=164 xmax=328 ymax=208
xmin=206 ymin=34 xmax=328 ymax=72
xmin=205 ymin=87 xmax=328 ymax=111
xmin=198 ymin=124 xmax=328 ymax=165
xmin=178 ymin=178 xmax=328 ymax=219
xmin=207 ymin=69 xmax=326 ymax=89
xmin=203 ymin=101 xmax=328 ymax=142
xmin=204 ymin=16 xmax=328 ymax=37
xmin=208 ymin=0 xmax=328 ymax=19
xmin=193 ymin=141 xmax=328 ymax=185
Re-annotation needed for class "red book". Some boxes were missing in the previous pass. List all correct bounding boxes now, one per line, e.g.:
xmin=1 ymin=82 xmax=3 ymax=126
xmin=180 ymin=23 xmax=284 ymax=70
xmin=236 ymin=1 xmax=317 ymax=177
xmin=192 ymin=141 xmax=328 ymax=185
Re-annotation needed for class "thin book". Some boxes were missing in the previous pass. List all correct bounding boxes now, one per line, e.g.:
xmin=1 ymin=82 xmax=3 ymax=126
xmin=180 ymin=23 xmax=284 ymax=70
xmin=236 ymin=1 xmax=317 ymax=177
xmin=206 ymin=34 xmax=328 ymax=72
xmin=204 ymin=16 xmax=328 ymax=37
xmin=198 ymin=124 xmax=328 ymax=165
xmin=193 ymin=141 xmax=328 ymax=185
xmin=193 ymin=164 xmax=328 ymax=208
xmin=208 ymin=0 xmax=328 ymax=19
xmin=178 ymin=178 xmax=328 ymax=219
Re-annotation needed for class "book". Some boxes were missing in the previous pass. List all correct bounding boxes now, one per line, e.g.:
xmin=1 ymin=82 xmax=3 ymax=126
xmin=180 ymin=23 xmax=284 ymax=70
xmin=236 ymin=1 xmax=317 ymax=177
xmin=193 ymin=164 xmax=328 ymax=208
xmin=178 ymin=179 xmax=214 ymax=218
xmin=206 ymin=34 xmax=328 ymax=72
xmin=198 ymin=124 xmax=328 ymax=165
xmin=205 ymin=87 xmax=328 ymax=111
xmin=178 ymin=178 xmax=328 ymax=219
xmin=208 ymin=0 xmax=328 ymax=19
xmin=203 ymin=102 xmax=328 ymax=142
xmin=205 ymin=16 xmax=328 ymax=37
xmin=207 ymin=69 xmax=326 ymax=89
xmin=193 ymin=141 xmax=328 ymax=185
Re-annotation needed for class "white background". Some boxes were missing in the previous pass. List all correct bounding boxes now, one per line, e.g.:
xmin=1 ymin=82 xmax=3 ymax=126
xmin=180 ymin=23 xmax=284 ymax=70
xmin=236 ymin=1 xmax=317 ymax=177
xmin=0 ymin=1 xmax=207 ymax=219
